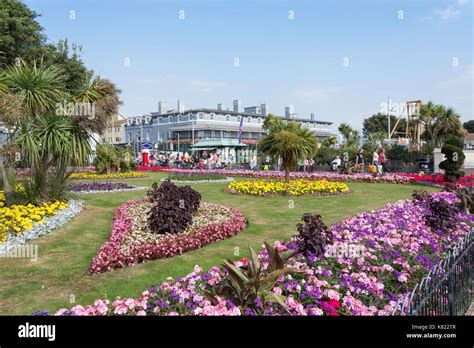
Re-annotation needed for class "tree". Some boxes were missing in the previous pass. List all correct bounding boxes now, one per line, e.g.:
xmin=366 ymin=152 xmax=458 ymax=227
xmin=463 ymin=120 xmax=474 ymax=134
xmin=362 ymin=113 xmax=406 ymax=139
xmin=420 ymin=101 xmax=465 ymax=148
xmin=259 ymin=116 xmax=318 ymax=183
xmin=338 ymin=123 xmax=360 ymax=148
xmin=322 ymin=136 xmax=337 ymax=147
xmin=16 ymin=112 xmax=91 ymax=201
xmin=1 ymin=59 xmax=121 ymax=204
xmin=94 ymin=144 xmax=120 ymax=174
xmin=0 ymin=0 xmax=46 ymax=68
xmin=439 ymin=135 xmax=465 ymax=182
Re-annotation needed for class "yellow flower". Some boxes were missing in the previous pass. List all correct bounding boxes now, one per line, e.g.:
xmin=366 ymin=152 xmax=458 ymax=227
xmin=228 ymin=179 xmax=350 ymax=196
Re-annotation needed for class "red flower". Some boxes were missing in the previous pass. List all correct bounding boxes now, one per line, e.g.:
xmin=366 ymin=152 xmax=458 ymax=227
xmin=240 ymin=257 xmax=248 ymax=264
xmin=328 ymin=299 xmax=341 ymax=309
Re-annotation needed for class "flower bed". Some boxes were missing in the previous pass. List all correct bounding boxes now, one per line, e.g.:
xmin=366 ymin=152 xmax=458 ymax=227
xmin=38 ymin=191 xmax=472 ymax=316
xmin=69 ymin=182 xmax=146 ymax=194
xmin=89 ymin=200 xmax=247 ymax=274
xmin=148 ymin=169 xmax=414 ymax=184
xmin=168 ymin=172 xmax=228 ymax=181
xmin=0 ymin=197 xmax=83 ymax=256
xmin=398 ymin=173 xmax=474 ymax=187
xmin=70 ymin=171 xmax=146 ymax=180
xmin=227 ymin=179 xmax=350 ymax=196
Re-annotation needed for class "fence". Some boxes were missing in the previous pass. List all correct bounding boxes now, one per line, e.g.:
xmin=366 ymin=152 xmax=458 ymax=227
xmin=391 ymin=229 xmax=473 ymax=316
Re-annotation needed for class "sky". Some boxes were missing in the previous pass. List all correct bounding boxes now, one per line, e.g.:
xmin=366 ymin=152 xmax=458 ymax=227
xmin=24 ymin=0 xmax=473 ymax=130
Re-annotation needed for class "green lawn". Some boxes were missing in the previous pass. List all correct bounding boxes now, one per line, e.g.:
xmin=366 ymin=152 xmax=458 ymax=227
xmin=0 ymin=172 xmax=437 ymax=314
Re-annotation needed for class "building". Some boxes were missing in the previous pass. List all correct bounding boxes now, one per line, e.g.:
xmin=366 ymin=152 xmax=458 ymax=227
xmin=100 ymin=114 xmax=127 ymax=145
xmin=464 ymin=133 xmax=474 ymax=150
xmin=124 ymin=99 xmax=335 ymax=164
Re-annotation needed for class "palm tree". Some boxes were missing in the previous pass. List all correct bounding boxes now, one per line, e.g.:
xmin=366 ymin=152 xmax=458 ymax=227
xmin=15 ymin=112 xmax=91 ymax=200
xmin=259 ymin=118 xmax=318 ymax=183
xmin=3 ymin=59 xmax=67 ymax=116
xmin=94 ymin=144 xmax=119 ymax=174
xmin=338 ymin=123 xmax=360 ymax=148
xmin=420 ymin=101 xmax=464 ymax=148
xmin=1 ymin=59 xmax=121 ymax=204
xmin=322 ymin=136 xmax=337 ymax=147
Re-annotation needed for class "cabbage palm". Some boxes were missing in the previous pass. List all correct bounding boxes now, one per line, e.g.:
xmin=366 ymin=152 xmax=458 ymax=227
xmin=94 ymin=144 xmax=119 ymax=174
xmin=3 ymin=59 xmax=67 ymax=116
xmin=420 ymin=101 xmax=464 ymax=147
xmin=260 ymin=117 xmax=318 ymax=183
xmin=16 ymin=112 xmax=91 ymax=200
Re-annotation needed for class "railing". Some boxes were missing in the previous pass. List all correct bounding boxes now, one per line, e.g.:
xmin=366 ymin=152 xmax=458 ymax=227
xmin=391 ymin=229 xmax=473 ymax=315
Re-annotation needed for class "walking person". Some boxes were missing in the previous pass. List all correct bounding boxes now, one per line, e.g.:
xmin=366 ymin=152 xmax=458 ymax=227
xmin=356 ymin=148 xmax=364 ymax=172
xmin=378 ymin=148 xmax=387 ymax=174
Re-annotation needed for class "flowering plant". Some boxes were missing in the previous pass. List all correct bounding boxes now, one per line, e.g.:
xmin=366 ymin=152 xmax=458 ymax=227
xmin=227 ymin=179 xmax=350 ymax=196
xmin=89 ymin=200 xmax=247 ymax=274
xmin=70 ymin=171 xmax=145 ymax=180
xmin=40 ymin=192 xmax=472 ymax=316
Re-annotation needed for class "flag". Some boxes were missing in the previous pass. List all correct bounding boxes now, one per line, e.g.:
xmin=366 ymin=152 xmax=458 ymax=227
xmin=238 ymin=116 xmax=243 ymax=144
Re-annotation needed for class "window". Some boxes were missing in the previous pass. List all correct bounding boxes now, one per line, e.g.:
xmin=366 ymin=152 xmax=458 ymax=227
xmin=145 ymin=131 xmax=150 ymax=141
xmin=168 ymin=116 xmax=173 ymax=123
xmin=198 ymin=112 xmax=204 ymax=119
xmin=210 ymin=113 xmax=215 ymax=120
xmin=128 ymin=133 xmax=132 ymax=142
xmin=226 ymin=114 xmax=230 ymax=121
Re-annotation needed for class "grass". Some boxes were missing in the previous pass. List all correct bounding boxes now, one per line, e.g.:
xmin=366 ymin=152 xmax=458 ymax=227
xmin=0 ymin=172 xmax=438 ymax=314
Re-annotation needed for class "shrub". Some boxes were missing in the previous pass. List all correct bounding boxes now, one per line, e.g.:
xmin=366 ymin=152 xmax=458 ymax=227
xmin=439 ymin=135 xmax=465 ymax=182
xmin=295 ymin=213 xmax=333 ymax=258
xmin=412 ymin=189 xmax=459 ymax=232
xmin=206 ymin=243 xmax=297 ymax=312
xmin=147 ymin=180 xmax=201 ymax=234
xmin=444 ymin=184 xmax=474 ymax=214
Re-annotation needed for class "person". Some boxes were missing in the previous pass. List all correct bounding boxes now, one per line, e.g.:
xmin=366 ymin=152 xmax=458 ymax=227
xmin=378 ymin=148 xmax=387 ymax=174
xmin=250 ymin=154 xmax=257 ymax=170
xmin=356 ymin=148 xmax=364 ymax=172
xmin=372 ymin=150 xmax=378 ymax=166
xmin=309 ymin=158 xmax=315 ymax=172
xmin=331 ymin=156 xmax=341 ymax=171
xmin=303 ymin=158 xmax=309 ymax=172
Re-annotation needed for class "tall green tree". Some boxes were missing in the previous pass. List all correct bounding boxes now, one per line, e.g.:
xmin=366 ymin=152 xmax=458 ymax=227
xmin=338 ymin=123 xmax=360 ymax=148
xmin=362 ymin=112 xmax=406 ymax=139
xmin=259 ymin=115 xmax=318 ymax=183
xmin=463 ymin=120 xmax=474 ymax=134
xmin=419 ymin=101 xmax=465 ymax=148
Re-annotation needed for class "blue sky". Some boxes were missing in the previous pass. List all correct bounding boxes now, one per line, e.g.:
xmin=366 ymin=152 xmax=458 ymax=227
xmin=25 ymin=0 xmax=473 ymax=129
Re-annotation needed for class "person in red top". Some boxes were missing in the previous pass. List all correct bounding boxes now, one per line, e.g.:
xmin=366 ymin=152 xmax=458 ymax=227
xmin=378 ymin=148 xmax=387 ymax=174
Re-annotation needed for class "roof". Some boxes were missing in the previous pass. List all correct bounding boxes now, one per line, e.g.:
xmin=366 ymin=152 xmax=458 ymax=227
xmin=464 ymin=133 xmax=474 ymax=141
xmin=191 ymin=138 xmax=248 ymax=148
xmin=149 ymin=108 xmax=333 ymax=125
xmin=169 ymin=122 xmax=265 ymax=132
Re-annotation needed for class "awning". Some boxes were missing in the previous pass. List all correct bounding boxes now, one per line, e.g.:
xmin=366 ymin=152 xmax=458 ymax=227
xmin=192 ymin=147 xmax=216 ymax=151
xmin=191 ymin=138 xmax=248 ymax=149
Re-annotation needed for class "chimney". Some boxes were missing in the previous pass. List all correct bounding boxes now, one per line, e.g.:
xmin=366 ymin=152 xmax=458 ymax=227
xmin=310 ymin=113 xmax=315 ymax=121
xmin=158 ymin=101 xmax=163 ymax=114
xmin=233 ymin=99 xmax=241 ymax=113
xmin=177 ymin=99 xmax=185 ymax=112
xmin=217 ymin=103 xmax=222 ymax=110
xmin=260 ymin=103 xmax=267 ymax=116
xmin=285 ymin=105 xmax=295 ymax=119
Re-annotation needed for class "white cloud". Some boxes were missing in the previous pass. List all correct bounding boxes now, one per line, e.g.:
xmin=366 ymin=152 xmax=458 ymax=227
xmin=430 ymin=0 xmax=470 ymax=23
xmin=433 ymin=6 xmax=461 ymax=22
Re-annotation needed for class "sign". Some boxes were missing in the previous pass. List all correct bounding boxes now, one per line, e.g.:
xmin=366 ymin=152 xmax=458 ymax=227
xmin=141 ymin=142 xmax=152 ymax=150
